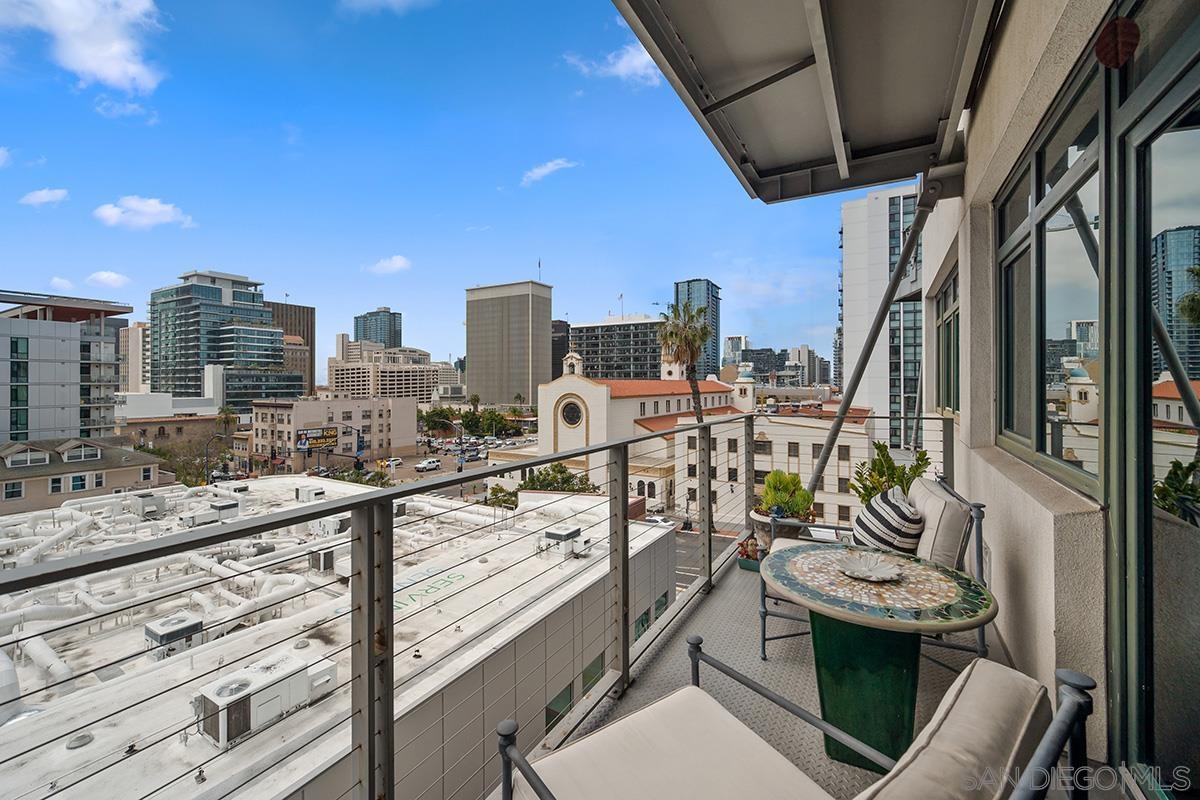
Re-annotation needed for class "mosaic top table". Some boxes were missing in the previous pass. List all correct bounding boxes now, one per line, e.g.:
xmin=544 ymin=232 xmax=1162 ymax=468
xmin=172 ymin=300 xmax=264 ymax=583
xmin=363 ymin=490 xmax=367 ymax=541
xmin=760 ymin=540 xmax=997 ymax=771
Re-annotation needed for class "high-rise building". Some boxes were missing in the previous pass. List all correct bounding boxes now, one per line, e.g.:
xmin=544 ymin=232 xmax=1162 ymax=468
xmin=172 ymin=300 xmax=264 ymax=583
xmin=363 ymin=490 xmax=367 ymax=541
xmin=1152 ymin=227 xmax=1200 ymax=378
xmin=264 ymin=300 xmax=316 ymax=394
xmin=841 ymin=184 xmax=923 ymax=447
xmin=1 ymin=290 xmax=131 ymax=441
xmin=353 ymin=306 xmax=403 ymax=349
xmin=281 ymin=335 xmax=312 ymax=394
xmin=723 ymin=335 xmax=749 ymax=366
xmin=551 ymin=320 xmax=571 ymax=381
xmin=741 ymin=347 xmax=788 ymax=379
xmin=118 ymin=321 xmax=151 ymax=394
xmin=465 ymin=281 xmax=552 ymax=405
xmin=148 ymin=271 xmax=303 ymax=413
xmin=567 ymin=315 xmax=662 ymax=379
xmin=673 ymin=278 xmax=721 ymax=377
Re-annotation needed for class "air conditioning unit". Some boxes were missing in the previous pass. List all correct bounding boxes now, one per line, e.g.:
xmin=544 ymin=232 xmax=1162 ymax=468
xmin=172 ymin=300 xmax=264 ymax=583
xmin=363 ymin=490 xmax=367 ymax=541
xmin=308 ymin=517 xmax=340 ymax=538
xmin=181 ymin=509 xmax=220 ymax=528
xmin=544 ymin=524 xmax=580 ymax=545
xmin=226 ymin=483 xmax=250 ymax=494
xmin=210 ymin=500 xmax=239 ymax=521
xmin=195 ymin=653 xmax=337 ymax=750
xmin=130 ymin=492 xmax=166 ymax=519
xmin=144 ymin=610 xmax=204 ymax=661
xmin=295 ymin=486 xmax=326 ymax=503
xmin=308 ymin=549 xmax=336 ymax=573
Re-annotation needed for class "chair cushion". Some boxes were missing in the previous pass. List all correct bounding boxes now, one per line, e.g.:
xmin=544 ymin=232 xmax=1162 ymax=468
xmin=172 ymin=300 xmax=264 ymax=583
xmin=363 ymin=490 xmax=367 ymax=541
xmin=852 ymin=487 xmax=924 ymax=554
xmin=853 ymin=659 xmax=1052 ymax=800
xmin=907 ymin=477 xmax=972 ymax=568
xmin=507 ymin=685 xmax=834 ymax=800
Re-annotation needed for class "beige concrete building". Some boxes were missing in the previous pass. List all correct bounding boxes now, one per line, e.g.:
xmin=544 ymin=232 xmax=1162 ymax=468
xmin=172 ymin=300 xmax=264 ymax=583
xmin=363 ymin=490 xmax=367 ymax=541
xmin=115 ymin=414 xmax=227 ymax=449
xmin=282 ymin=334 xmax=313 ymax=395
xmin=0 ymin=438 xmax=162 ymax=514
xmin=327 ymin=334 xmax=456 ymax=402
xmin=249 ymin=393 xmax=418 ymax=474
xmin=465 ymin=281 xmax=551 ymax=405
xmin=263 ymin=299 xmax=317 ymax=395
xmin=118 ymin=321 xmax=150 ymax=394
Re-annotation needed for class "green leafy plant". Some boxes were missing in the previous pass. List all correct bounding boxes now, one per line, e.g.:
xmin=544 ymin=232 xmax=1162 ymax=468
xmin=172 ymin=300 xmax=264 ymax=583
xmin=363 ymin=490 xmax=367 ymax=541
xmin=755 ymin=470 xmax=813 ymax=520
xmin=1153 ymin=459 xmax=1200 ymax=520
xmin=847 ymin=442 xmax=931 ymax=504
xmin=486 ymin=484 xmax=518 ymax=509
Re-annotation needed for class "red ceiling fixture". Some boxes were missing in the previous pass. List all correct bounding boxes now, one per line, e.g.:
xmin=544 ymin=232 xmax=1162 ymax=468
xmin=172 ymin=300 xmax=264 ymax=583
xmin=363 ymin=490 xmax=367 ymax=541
xmin=1095 ymin=17 xmax=1141 ymax=69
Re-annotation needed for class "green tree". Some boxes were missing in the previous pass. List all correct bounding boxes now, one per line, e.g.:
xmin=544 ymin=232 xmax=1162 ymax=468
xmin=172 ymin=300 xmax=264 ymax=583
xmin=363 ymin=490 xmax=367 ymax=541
xmin=468 ymin=393 xmax=481 ymax=413
xmin=659 ymin=300 xmax=712 ymax=423
xmin=216 ymin=404 xmax=238 ymax=437
xmin=519 ymin=462 xmax=599 ymax=493
xmin=486 ymin=484 xmax=518 ymax=509
xmin=423 ymin=406 xmax=456 ymax=435
xmin=513 ymin=392 xmax=525 ymax=406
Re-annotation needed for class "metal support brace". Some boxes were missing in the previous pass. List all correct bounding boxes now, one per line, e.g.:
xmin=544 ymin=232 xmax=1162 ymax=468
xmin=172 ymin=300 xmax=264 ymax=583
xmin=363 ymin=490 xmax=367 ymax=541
xmin=698 ymin=424 xmax=713 ymax=592
xmin=607 ymin=444 xmax=631 ymax=695
xmin=744 ymin=416 xmax=756 ymax=533
xmin=351 ymin=501 xmax=395 ymax=800
xmin=809 ymin=182 xmax=940 ymax=494
xmin=969 ymin=502 xmax=988 ymax=659
xmin=940 ymin=415 xmax=955 ymax=488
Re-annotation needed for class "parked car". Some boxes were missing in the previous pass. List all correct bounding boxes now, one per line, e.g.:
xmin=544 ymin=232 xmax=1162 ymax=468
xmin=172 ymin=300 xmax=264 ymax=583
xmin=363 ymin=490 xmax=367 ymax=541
xmin=464 ymin=453 xmax=483 ymax=462
xmin=307 ymin=466 xmax=330 ymax=478
xmin=414 ymin=458 xmax=441 ymax=472
xmin=643 ymin=515 xmax=677 ymax=527
xmin=384 ymin=457 xmax=404 ymax=468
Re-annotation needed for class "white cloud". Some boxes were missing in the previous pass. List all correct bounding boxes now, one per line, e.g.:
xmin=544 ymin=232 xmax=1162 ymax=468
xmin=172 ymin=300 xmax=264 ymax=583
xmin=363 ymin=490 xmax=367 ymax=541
xmin=48 ymin=276 xmax=73 ymax=291
xmin=19 ymin=187 xmax=68 ymax=206
xmin=564 ymin=42 xmax=660 ymax=88
xmin=0 ymin=0 xmax=165 ymax=93
xmin=366 ymin=254 xmax=412 ymax=274
xmin=94 ymin=93 xmax=157 ymax=123
xmin=86 ymin=270 xmax=130 ymax=288
xmin=465 ymin=224 xmax=491 ymax=232
xmin=339 ymin=0 xmax=437 ymax=13
xmin=93 ymin=195 xmax=194 ymax=229
xmin=521 ymin=158 xmax=579 ymax=187
xmin=0 ymin=146 xmax=10 ymax=168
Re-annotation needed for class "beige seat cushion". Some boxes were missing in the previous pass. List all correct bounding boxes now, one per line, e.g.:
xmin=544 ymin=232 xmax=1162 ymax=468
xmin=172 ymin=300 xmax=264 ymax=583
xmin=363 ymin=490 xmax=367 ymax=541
xmin=907 ymin=477 xmax=972 ymax=568
xmin=854 ymin=659 xmax=1052 ymax=800
xmin=508 ymin=685 xmax=834 ymax=800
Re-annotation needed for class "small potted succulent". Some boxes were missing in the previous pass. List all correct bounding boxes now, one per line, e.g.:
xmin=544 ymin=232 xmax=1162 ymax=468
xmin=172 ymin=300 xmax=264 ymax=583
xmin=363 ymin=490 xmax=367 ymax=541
xmin=749 ymin=469 xmax=815 ymax=550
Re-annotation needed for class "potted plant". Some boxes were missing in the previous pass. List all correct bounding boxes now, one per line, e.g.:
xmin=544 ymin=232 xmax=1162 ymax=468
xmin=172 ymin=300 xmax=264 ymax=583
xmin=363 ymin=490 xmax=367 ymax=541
xmin=736 ymin=537 xmax=761 ymax=571
xmin=847 ymin=442 xmax=931 ymax=504
xmin=750 ymin=469 xmax=815 ymax=548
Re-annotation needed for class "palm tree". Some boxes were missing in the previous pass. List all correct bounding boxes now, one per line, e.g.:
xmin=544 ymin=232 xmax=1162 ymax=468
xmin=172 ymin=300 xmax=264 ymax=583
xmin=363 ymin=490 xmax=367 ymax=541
xmin=216 ymin=404 xmax=237 ymax=437
xmin=659 ymin=300 xmax=712 ymax=423
xmin=468 ymin=393 xmax=480 ymax=413
xmin=513 ymin=392 xmax=525 ymax=407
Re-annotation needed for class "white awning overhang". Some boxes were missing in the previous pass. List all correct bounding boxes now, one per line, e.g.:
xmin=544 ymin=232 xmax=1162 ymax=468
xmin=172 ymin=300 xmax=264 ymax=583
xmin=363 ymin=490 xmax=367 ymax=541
xmin=615 ymin=0 xmax=998 ymax=203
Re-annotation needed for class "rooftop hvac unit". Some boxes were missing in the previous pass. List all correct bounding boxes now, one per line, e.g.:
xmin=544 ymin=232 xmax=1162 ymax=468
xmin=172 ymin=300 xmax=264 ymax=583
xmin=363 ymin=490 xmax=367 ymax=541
xmin=144 ymin=610 xmax=204 ymax=661
xmin=210 ymin=500 xmax=239 ymax=521
xmin=130 ymin=492 xmax=166 ymax=519
xmin=295 ymin=486 xmax=326 ymax=503
xmin=308 ymin=516 xmax=340 ymax=538
xmin=226 ymin=483 xmax=250 ymax=493
xmin=181 ymin=509 xmax=220 ymax=528
xmin=308 ymin=549 xmax=335 ymax=573
xmin=196 ymin=653 xmax=337 ymax=750
xmin=544 ymin=524 xmax=580 ymax=544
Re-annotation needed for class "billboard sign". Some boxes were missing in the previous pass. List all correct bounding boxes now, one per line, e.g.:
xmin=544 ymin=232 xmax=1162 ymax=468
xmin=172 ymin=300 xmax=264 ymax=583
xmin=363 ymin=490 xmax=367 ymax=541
xmin=296 ymin=427 xmax=339 ymax=451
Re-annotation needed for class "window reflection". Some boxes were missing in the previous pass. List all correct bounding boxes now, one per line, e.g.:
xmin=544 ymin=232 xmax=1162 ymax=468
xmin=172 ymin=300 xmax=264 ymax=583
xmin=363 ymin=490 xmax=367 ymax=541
xmin=1002 ymin=249 xmax=1032 ymax=438
xmin=1042 ymin=171 xmax=1100 ymax=475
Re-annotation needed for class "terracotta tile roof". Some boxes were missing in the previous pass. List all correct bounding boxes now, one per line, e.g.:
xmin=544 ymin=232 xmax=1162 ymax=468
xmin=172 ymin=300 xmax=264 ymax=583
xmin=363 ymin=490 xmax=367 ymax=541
xmin=634 ymin=405 xmax=742 ymax=433
xmin=768 ymin=405 xmax=873 ymax=424
xmin=595 ymin=379 xmax=731 ymax=398
xmin=1151 ymin=379 xmax=1200 ymax=400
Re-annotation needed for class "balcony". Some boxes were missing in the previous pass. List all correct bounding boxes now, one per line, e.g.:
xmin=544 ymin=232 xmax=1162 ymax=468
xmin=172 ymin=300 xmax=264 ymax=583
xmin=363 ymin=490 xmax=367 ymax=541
xmin=0 ymin=411 xmax=1051 ymax=800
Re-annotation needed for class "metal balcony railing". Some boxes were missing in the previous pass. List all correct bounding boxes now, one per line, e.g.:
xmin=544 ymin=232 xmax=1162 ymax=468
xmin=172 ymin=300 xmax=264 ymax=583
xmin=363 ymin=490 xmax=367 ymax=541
xmin=0 ymin=412 xmax=953 ymax=800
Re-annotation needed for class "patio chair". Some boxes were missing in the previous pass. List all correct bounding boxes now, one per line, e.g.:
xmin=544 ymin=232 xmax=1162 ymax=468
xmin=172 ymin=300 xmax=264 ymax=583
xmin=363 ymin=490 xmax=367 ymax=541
xmin=759 ymin=474 xmax=987 ymax=663
xmin=495 ymin=636 xmax=1095 ymax=800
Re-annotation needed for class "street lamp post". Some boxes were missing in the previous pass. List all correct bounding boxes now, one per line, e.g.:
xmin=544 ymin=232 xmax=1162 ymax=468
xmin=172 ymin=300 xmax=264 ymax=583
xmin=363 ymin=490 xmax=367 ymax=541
xmin=203 ymin=433 xmax=227 ymax=486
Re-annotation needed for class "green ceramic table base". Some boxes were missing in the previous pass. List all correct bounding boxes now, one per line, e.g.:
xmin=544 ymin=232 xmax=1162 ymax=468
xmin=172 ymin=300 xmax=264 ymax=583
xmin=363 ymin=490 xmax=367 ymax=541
xmin=809 ymin=611 xmax=920 ymax=773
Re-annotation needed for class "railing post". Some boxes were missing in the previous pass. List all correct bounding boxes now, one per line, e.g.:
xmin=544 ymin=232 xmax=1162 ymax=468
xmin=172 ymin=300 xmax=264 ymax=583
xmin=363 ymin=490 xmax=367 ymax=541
xmin=941 ymin=414 xmax=955 ymax=488
xmin=743 ymin=416 xmax=755 ymax=533
xmin=607 ymin=444 xmax=631 ymax=696
xmin=698 ymin=423 xmax=713 ymax=592
xmin=351 ymin=501 xmax=395 ymax=800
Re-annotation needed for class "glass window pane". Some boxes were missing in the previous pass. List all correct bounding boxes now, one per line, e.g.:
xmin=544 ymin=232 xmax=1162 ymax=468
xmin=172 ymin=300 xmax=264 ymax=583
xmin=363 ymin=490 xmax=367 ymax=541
xmin=1000 ymin=168 xmax=1031 ymax=243
xmin=1041 ymin=170 xmax=1100 ymax=476
xmin=1145 ymin=93 xmax=1200 ymax=785
xmin=1002 ymin=249 xmax=1033 ymax=437
xmin=1041 ymin=73 xmax=1099 ymax=195
xmin=1125 ymin=0 xmax=1198 ymax=97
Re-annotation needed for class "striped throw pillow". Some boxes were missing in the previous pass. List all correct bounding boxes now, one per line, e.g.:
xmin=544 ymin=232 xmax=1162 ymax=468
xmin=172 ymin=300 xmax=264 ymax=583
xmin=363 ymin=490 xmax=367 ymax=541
xmin=852 ymin=486 xmax=924 ymax=554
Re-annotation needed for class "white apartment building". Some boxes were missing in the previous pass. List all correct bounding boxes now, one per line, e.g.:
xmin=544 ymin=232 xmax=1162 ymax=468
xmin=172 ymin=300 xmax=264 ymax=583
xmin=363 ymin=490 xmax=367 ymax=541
xmin=841 ymin=184 xmax=924 ymax=448
xmin=118 ymin=321 xmax=150 ymax=394
xmin=327 ymin=334 xmax=458 ymax=402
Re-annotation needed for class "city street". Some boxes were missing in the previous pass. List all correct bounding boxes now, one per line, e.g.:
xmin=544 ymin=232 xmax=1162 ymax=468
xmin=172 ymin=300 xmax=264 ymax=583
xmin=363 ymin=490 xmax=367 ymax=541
xmin=674 ymin=529 xmax=738 ymax=592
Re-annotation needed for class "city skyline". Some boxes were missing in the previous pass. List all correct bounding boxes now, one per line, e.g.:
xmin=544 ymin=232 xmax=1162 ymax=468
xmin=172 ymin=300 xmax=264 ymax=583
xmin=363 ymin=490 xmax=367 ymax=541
xmin=0 ymin=0 xmax=887 ymax=383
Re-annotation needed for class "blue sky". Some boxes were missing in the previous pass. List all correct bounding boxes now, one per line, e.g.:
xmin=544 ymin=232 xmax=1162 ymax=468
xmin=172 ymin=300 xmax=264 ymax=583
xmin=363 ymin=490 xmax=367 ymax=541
xmin=0 ymin=0 xmax=879 ymax=380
